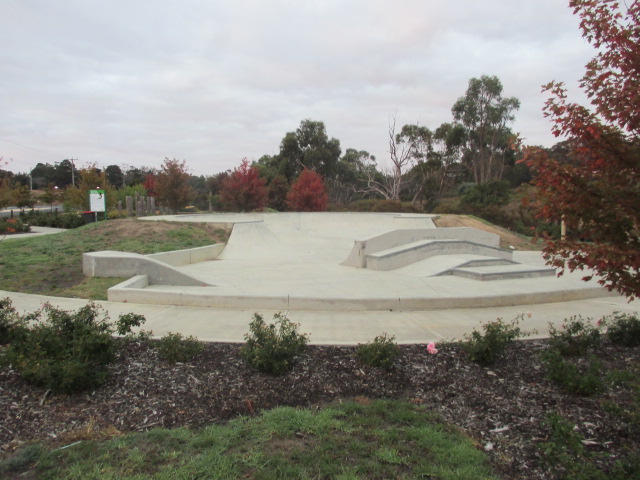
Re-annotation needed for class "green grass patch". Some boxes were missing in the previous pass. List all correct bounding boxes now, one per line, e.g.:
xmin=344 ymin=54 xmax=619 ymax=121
xmin=0 ymin=219 xmax=229 ymax=299
xmin=0 ymin=400 xmax=498 ymax=480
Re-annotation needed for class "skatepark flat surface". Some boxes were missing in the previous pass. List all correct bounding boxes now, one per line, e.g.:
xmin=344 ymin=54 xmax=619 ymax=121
xmin=3 ymin=212 xmax=637 ymax=344
xmin=3 ymin=289 xmax=637 ymax=345
xmin=117 ymin=212 xmax=614 ymax=310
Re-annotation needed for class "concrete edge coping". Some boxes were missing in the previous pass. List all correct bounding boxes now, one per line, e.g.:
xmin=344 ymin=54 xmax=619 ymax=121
xmin=106 ymin=283 xmax=615 ymax=311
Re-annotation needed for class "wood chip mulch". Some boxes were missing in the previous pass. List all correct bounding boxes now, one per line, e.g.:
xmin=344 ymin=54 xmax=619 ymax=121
xmin=1 ymin=339 xmax=638 ymax=479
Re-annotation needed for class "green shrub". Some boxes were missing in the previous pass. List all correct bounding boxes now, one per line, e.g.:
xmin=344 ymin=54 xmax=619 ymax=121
xmin=115 ymin=313 xmax=147 ymax=336
xmin=540 ymin=412 xmax=640 ymax=479
xmin=0 ymin=298 xmax=27 ymax=344
xmin=459 ymin=180 xmax=511 ymax=209
xmin=2 ymin=303 xmax=144 ymax=394
xmin=462 ymin=315 xmax=529 ymax=366
xmin=0 ymin=218 xmax=30 ymax=234
xmin=241 ymin=313 xmax=309 ymax=375
xmin=157 ymin=332 xmax=204 ymax=363
xmin=548 ymin=316 xmax=601 ymax=356
xmin=542 ymin=349 xmax=605 ymax=396
xmin=19 ymin=210 xmax=84 ymax=229
xmin=605 ymin=312 xmax=640 ymax=347
xmin=355 ymin=333 xmax=400 ymax=370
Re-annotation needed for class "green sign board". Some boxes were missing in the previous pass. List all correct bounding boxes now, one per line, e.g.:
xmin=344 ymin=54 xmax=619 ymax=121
xmin=89 ymin=190 xmax=106 ymax=212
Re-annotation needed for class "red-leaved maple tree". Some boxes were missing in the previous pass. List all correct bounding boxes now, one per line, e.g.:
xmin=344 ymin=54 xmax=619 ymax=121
xmin=220 ymin=158 xmax=267 ymax=212
xmin=286 ymin=168 xmax=328 ymax=212
xmin=523 ymin=0 xmax=640 ymax=298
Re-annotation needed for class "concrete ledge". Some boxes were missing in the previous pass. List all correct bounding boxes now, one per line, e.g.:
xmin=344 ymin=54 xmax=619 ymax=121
xmin=83 ymin=251 xmax=212 ymax=287
xmin=105 ymin=283 xmax=615 ymax=311
xmin=342 ymin=227 xmax=500 ymax=268
xmin=365 ymin=240 xmax=513 ymax=271
xmin=148 ymin=244 xmax=225 ymax=266
xmin=450 ymin=265 xmax=557 ymax=281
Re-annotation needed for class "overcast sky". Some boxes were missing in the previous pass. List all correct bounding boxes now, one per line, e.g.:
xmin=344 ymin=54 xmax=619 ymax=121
xmin=1 ymin=0 xmax=594 ymax=177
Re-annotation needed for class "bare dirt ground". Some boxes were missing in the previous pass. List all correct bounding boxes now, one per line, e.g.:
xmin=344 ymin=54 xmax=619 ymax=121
xmin=433 ymin=214 xmax=540 ymax=250
xmin=1 ymin=339 xmax=638 ymax=479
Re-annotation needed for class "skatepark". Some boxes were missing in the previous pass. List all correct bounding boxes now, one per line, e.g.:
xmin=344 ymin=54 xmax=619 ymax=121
xmin=53 ymin=212 xmax=635 ymax=343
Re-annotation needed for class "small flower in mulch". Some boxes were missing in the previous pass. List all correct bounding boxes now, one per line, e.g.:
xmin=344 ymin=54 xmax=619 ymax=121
xmin=427 ymin=342 xmax=438 ymax=355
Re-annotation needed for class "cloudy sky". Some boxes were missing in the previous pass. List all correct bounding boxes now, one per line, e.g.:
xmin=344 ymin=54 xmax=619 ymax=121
xmin=1 ymin=0 xmax=594 ymax=176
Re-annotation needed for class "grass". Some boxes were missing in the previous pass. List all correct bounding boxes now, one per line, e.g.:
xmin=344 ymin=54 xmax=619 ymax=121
xmin=0 ymin=219 xmax=229 ymax=300
xmin=0 ymin=399 xmax=498 ymax=480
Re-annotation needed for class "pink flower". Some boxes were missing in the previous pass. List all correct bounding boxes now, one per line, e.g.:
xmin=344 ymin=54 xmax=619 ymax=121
xmin=427 ymin=342 xmax=438 ymax=355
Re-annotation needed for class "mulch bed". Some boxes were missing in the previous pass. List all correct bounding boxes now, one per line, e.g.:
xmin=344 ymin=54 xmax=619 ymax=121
xmin=1 ymin=339 xmax=638 ymax=479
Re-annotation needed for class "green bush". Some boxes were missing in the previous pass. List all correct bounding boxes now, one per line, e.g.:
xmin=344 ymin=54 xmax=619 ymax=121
xmin=459 ymin=180 xmax=511 ymax=209
xmin=19 ymin=210 xmax=84 ymax=229
xmin=605 ymin=312 xmax=640 ymax=347
xmin=2 ymin=303 xmax=145 ymax=394
xmin=548 ymin=316 xmax=602 ymax=357
xmin=0 ymin=218 xmax=30 ymax=234
xmin=542 ymin=349 xmax=605 ymax=396
xmin=355 ymin=333 xmax=401 ymax=370
xmin=346 ymin=199 xmax=421 ymax=213
xmin=115 ymin=313 xmax=147 ymax=336
xmin=0 ymin=298 xmax=27 ymax=344
xmin=241 ymin=313 xmax=309 ymax=375
xmin=462 ymin=315 xmax=529 ymax=366
xmin=157 ymin=332 xmax=204 ymax=363
xmin=541 ymin=412 xmax=640 ymax=479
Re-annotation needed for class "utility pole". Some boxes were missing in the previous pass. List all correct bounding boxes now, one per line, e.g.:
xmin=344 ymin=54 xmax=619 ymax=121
xmin=69 ymin=158 xmax=77 ymax=187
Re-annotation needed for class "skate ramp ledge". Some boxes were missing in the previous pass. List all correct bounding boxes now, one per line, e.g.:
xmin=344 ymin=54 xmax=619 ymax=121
xmin=365 ymin=240 xmax=512 ymax=271
xmin=342 ymin=227 xmax=500 ymax=268
xmin=105 ymin=283 xmax=614 ymax=311
xmin=83 ymin=250 xmax=214 ymax=287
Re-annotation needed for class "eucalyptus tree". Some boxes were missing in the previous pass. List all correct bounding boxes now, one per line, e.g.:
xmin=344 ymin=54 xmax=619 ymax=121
xmin=452 ymin=75 xmax=520 ymax=184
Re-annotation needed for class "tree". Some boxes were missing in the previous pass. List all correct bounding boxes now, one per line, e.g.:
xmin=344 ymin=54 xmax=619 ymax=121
xmin=105 ymin=165 xmax=124 ymax=187
xmin=155 ymin=158 xmax=191 ymax=213
xmin=40 ymin=183 xmax=60 ymax=211
xmin=143 ymin=173 xmax=156 ymax=196
xmin=220 ymin=159 xmax=267 ymax=212
xmin=452 ymin=75 xmax=520 ymax=184
xmin=362 ymin=116 xmax=431 ymax=201
xmin=267 ymin=120 xmax=342 ymax=183
xmin=30 ymin=162 xmax=56 ymax=189
xmin=523 ymin=0 xmax=640 ymax=298
xmin=267 ymin=175 xmax=289 ymax=211
xmin=65 ymin=165 xmax=116 ymax=211
xmin=286 ymin=168 xmax=328 ymax=212
xmin=54 ymin=160 xmax=79 ymax=188
xmin=325 ymin=149 xmax=375 ymax=205
xmin=0 ymin=177 xmax=13 ymax=210
xmin=13 ymin=185 xmax=34 ymax=210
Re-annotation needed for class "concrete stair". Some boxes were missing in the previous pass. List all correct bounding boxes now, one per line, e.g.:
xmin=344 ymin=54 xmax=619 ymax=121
xmin=447 ymin=263 xmax=556 ymax=281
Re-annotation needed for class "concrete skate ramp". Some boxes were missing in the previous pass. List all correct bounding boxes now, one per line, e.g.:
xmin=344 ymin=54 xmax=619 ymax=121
xmin=103 ymin=212 xmax=615 ymax=311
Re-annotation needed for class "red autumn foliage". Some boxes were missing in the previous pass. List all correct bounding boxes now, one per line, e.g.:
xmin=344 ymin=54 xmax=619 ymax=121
xmin=143 ymin=173 xmax=156 ymax=195
xmin=286 ymin=169 xmax=328 ymax=212
xmin=523 ymin=0 xmax=640 ymax=298
xmin=220 ymin=159 xmax=267 ymax=212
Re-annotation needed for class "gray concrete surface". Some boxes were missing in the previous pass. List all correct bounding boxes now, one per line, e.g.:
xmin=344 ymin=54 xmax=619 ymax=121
xmin=2 ymin=212 xmax=637 ymax=345
xmin=1 ymin=289 xmax=637 ymax=345
xmin=103 ymin=212 xmax=613 ymax=311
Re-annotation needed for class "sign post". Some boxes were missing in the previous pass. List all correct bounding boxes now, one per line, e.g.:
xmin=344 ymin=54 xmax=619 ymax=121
xmin=89 ymin=190 xmax=106 ymax=221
